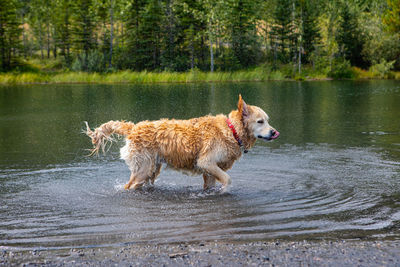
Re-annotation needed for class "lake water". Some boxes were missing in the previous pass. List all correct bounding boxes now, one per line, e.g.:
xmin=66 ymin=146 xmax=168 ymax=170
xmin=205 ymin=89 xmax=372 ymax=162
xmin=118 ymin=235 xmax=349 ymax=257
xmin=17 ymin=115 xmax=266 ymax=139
xmin=0 ymin=81 xmax=399 ymax=250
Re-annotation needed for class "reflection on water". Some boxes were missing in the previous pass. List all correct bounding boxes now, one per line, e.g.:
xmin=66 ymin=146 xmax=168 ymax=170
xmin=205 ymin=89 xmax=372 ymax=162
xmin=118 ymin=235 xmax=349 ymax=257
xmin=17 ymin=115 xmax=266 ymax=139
xmin=0 ymin=81 xmax=399 ymax=250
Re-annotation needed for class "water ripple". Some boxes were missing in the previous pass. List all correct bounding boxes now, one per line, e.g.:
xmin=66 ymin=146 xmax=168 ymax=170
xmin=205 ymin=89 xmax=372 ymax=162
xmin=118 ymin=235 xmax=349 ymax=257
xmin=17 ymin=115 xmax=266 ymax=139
xmin=0 ymin=144 xmax=399 ymax=250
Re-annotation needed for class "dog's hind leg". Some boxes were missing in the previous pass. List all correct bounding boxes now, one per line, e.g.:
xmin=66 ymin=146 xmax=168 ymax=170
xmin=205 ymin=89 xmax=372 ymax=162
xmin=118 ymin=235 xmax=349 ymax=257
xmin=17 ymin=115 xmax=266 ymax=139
xmin=124 ymin=173 xmax=135 ymax=190
xmin=149 ymin=163 xmax=162 ymax=185
xmin=124 ymin=172 xmax=147 ymax=190
xmin=203 ymin=173 xmax=216 ymax=190
xmin=124 ymin=152 xmax=157 ymax=190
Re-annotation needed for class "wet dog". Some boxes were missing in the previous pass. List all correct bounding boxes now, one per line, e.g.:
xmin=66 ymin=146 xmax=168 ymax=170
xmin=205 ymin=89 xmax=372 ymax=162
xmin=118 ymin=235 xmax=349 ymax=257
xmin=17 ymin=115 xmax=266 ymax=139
xmin=85 ymin=95 xmax=279 ymax=191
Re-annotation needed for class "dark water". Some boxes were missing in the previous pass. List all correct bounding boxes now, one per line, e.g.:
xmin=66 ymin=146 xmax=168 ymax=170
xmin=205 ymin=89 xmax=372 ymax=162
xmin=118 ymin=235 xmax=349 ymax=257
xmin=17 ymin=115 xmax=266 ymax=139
xmin=0 ymin=81 xmax=399 ymax=250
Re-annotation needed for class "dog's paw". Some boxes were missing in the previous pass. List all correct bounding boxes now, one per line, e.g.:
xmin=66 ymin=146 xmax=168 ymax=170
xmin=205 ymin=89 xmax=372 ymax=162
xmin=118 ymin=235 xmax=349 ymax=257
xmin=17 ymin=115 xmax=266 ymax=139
xmin=220 ymin=185 xmax=232 ymax=194
xmin=124 ymin=184 xmax=130 ymax=190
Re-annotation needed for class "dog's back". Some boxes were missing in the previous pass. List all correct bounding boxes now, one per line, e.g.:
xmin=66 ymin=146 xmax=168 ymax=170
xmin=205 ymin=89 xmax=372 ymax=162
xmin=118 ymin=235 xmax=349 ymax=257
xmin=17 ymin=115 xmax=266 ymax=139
xmin=122 ymin=114 xmax=239 ymax=172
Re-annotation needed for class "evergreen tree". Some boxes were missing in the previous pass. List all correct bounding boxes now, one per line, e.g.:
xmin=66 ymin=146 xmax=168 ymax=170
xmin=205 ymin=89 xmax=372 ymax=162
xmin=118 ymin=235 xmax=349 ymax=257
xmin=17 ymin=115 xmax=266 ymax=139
xmin=97 ymin=0 xmax=111 ymax=69
xmin=201 ymin=0 xmax=224 ymax=72
xmin=136 ymin=0 xmax=163 ymax=70
xmin=72 ymin=0 xmax=97 ymax=70
xmin=125 ymin=0 xmax=146 ymax=70
xmin=176 ymin=0 xmax=207 ymax=70
xmin=226 ymin=0 xmax=260 ymax=68
xmin=54 ymin=0 xmax=73 ymax=65
xmin=160 ymin=0 xmax=178 ymax=70
xmin=28 ymin=0 xmax=47 ymax=59
xmin=300 ymin=0 xmax=320 ymax=64
xmin=0 ymin=0 xmax=21 ymax=70
xmin=96 ymin=0 xmax=121 ymax=69
xmin=270 ymin=0 xmax=295 ymax=64
xmin=0 ymin=0 xmax=397 ymax=73
xmin=336 ymin=1 xmax=366 ymax=67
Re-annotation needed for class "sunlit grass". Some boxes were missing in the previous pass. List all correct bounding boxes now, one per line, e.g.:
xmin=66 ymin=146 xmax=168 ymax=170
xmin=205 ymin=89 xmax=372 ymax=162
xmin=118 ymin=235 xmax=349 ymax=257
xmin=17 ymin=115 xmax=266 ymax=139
xmin=352 ymin=67 xmax=374 ymax=79
xmin=2 ymin=65 xmax=399 ymax=85
xmin=0 ymin=69 xmax=306 ymax=85
xmin=25 ymin=57 xmax=64 ymax=71
xmin=0 ymin=72 xmax=48 ymax=84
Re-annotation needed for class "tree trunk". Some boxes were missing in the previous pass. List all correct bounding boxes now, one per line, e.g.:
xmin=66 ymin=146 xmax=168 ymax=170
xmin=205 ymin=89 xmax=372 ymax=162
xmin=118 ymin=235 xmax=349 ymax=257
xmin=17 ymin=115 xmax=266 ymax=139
xmin=190 ymin=40 xmax=194 ymax=70
xmin=53 ymin=37 xmax=57 ymax=58
xmin=190 ymin=26 xmax=194 ymax=70
xmin=47 ymin=24 xmax=50 ymax=58
xmin=121 ymin=23 xmax=124 ymax=47
xmin=39 ymin=26 xmax=44 ymax=59
xmin=109 ymin=0 xmax=114 ymax=68
xmin=40 ymin=43 xmax=44 ymax=59
xmin=298 ymin=46 xmax=301 ymax=74
xmin=21 ymin=15 xmax=27 ymax=59
xmin=0 ymin=22 xmax=6 ymax=69
xmin=103 ymin=21 xmax=107 ymax=65
xmin=209 ymin=37 xmax=214 ymax=72
xmin=273 ymin=41 xmax=277 ymax=69
xmin=52 ymin=26 xmax=57 ymax=58
xmin=298 ymin=5 xmax=302 ymax=75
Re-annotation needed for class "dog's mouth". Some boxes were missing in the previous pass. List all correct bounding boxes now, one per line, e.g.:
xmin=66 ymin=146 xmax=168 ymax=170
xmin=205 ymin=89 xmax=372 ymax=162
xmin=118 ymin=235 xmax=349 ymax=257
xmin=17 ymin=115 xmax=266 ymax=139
xmin=258 ymin=130 xmax=280 ymax=141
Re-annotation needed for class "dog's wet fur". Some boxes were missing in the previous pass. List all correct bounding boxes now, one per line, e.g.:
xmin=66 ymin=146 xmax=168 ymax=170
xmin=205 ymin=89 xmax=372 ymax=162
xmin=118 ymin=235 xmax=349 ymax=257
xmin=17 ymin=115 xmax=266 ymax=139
xmin=85 ymin=95 xmax=279 ymax=191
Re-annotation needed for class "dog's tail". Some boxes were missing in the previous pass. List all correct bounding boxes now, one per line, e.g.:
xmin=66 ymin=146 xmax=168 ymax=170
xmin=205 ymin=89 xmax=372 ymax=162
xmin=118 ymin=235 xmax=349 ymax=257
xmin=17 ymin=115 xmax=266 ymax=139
xmin=84 ymin=120 xmax=135 ymax=155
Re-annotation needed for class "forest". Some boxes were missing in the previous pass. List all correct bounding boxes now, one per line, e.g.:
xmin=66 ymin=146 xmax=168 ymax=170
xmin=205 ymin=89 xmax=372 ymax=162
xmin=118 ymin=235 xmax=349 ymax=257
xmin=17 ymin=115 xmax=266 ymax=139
xmin=1 ymin=0 xmax=400 ymax=81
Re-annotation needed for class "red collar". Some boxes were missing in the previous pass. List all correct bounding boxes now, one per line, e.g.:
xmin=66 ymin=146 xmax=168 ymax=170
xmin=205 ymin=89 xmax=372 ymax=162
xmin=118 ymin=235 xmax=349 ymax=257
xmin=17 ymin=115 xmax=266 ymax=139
xmin=226 ymin=118 xmax=248 ymax=153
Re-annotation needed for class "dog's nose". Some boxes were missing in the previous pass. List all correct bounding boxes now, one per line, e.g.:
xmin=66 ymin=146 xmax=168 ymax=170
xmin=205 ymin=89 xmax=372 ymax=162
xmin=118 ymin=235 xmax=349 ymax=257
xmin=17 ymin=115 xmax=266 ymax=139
xmin=270 ymin=129 xmax=280 ymax=139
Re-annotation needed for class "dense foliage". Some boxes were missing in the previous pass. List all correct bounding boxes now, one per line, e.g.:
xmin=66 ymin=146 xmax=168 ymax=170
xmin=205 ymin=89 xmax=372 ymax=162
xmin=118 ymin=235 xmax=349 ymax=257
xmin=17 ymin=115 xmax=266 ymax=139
xmin=1 ymin=0 xmax=399 ymax=75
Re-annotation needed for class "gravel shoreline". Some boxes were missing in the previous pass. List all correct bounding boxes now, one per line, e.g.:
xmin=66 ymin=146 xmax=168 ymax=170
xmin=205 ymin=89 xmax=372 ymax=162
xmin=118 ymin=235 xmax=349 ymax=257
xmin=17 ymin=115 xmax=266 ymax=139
xmin=2 ymin=240 xmax=400 ymax=266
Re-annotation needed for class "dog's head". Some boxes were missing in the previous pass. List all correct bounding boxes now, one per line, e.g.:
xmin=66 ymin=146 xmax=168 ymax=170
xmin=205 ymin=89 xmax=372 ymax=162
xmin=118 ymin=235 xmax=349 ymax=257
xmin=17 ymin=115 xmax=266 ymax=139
xmin=237 ymin=95 xmax=280 ymax=141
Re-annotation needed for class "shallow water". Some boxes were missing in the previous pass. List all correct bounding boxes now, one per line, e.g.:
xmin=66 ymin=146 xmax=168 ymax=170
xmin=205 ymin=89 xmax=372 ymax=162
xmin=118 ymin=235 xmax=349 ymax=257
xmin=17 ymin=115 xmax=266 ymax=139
xmin=0 ymin=81 xmax=399 ymax=250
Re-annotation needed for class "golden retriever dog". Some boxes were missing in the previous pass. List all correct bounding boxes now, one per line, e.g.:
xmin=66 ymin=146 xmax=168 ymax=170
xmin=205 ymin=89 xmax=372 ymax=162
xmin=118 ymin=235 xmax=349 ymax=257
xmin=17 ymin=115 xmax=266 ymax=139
xmin=85 ymin=95 xmax=279 ymax=191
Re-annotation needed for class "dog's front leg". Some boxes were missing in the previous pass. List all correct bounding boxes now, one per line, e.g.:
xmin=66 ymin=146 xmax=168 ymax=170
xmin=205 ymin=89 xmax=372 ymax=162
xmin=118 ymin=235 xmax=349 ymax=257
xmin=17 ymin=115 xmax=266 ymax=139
xmin=197 ymin=160 xmax=231 ymax=191
xmin=203 ymin=173 xmax=217 ymax=190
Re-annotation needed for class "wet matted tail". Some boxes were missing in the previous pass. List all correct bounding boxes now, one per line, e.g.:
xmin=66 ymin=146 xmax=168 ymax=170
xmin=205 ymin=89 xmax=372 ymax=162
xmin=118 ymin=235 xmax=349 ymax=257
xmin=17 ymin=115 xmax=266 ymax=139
xmin=84 ymin=120 xmax=134 ymax=155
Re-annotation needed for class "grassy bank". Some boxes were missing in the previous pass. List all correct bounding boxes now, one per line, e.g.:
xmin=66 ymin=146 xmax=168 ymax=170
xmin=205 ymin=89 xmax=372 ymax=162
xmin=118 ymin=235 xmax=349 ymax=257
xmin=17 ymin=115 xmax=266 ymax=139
xmin=0 ymin=69 xmax=287 ymax=85
xmin=1 ymin=65 xmax=399 ymax=85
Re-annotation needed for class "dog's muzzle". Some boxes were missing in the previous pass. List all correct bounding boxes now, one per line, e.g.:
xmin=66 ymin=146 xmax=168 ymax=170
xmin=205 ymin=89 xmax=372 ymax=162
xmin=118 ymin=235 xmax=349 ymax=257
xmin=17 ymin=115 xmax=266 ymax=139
xmin=258 ymin=130 xmax=280 ymax=141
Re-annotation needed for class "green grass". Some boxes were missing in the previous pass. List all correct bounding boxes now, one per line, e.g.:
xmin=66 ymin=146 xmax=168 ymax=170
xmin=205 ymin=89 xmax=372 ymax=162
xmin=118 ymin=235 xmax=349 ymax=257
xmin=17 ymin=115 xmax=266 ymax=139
xmin=2 ymin=64 xmax=399 ymax=85
xmin=0 ymin=68 xmax=290 ymax=85
xmin=352 ymin=67 xmax=400 ymax=79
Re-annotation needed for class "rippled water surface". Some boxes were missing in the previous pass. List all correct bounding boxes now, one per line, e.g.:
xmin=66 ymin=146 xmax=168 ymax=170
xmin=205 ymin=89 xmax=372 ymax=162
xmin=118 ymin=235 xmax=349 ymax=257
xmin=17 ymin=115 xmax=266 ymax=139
xmin=1 ymin=81 xmax=400 ymax=250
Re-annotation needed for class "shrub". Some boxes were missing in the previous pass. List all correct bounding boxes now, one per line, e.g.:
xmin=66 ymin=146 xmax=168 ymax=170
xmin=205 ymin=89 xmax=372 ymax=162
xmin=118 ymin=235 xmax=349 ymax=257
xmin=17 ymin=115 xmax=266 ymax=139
xmin=71 ymin=51 xmax=106 ymax=72
xmin=369 ymin=60 xmax=395 ymax=79
xmin=328 ymin=59 xmax=355 ymax=79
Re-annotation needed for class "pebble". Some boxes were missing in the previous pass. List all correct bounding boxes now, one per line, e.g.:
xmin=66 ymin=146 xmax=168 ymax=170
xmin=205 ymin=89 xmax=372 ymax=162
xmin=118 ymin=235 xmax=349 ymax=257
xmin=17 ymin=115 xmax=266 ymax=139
xmin=2 ymin=240 xmax=400 ymax=266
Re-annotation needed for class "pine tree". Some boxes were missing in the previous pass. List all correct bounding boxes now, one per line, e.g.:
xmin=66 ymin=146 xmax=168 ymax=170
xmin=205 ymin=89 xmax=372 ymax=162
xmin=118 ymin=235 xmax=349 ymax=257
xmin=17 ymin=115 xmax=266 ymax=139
xmin=160 ymin=0 xmax=177 ymax=71
xmin=270 ymin=0 xmax=295 ymax=64
xmin=223 ymin=0 xmax=260 ymax=69
xmin=125 ymin=0 xmax=146 ymax=70
xmin=300 ymin=0 xmax=320 ymax=64
xmin=171 ymin=0 xmax=207 ymax=71
xmin=54 ymin=0 xmax=73 ymax=65
xmin=28 ymin=0 xmax=46 ymax=59
xmin=336 ymin=1 xmax=366 ymax=67
xmin=0 ymin=0 xmax=21 ymax=70
xmin=135 ymin=0 xmax=163 ymax=70
xmin=202 ymin=0 xmax=223 ymax=72
xmin=72 ymin=0 xmax=97 ymax=70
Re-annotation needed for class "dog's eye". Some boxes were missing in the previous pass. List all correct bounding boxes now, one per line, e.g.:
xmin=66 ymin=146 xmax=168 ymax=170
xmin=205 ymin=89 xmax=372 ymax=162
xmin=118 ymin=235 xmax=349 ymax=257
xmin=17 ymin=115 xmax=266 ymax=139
xmin=257 ymin=120 xmax=264 ymax=124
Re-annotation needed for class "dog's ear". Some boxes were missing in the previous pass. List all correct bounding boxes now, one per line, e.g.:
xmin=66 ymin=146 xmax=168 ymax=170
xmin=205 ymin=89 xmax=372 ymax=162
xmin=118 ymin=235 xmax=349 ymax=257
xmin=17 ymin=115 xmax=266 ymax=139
xmin=238 ymin=94 xmax=249 ymax=119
